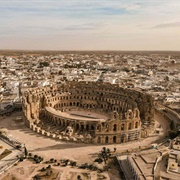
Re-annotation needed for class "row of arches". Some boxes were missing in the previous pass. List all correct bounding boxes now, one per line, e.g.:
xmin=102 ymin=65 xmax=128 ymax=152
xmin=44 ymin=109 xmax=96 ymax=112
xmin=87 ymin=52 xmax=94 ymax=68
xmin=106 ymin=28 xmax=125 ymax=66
xmin=96 ymin=121 xmax=139 ymax=132
xmin=51 ymin=100 xmax=139 ymax=118
xmin=44 ymin=112 xmax=96 ymax=132
xmin=96 ymin=133 xmax=140 ymax=144
xmin=46 ymin=93 xmax=136 ymax=114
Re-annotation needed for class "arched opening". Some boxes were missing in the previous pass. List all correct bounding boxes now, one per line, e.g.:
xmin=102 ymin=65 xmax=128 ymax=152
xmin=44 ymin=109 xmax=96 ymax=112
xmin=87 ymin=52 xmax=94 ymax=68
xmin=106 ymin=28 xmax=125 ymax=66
xmin=105 ymin=124 xmax=109 ymax=132
xmin=91 ymin=125 xmax=95 ymax=131
xmin=97 ymin=125 xmax=101 ymax=132
xmin=86 ymin=124 xmax=89 ymax=131
xmin=121 ymin=135 xmax=124 ymax=143
xmin=128 ymin=123 xmax=132 ymax=130
xmin=81 ymin=124 xmax=84 ymax=130
xmin=97 ymin=137 xmax=101 ymax=143
xmin=76 ymin=124 xmax=79 ymax=130
xmin=128 ymin=134 xmax=131 ymax=141
xmin=135 ymin=109 xmax=139 ymax=118
xmin=121 ymin=124 xmax=124 ymax=131
xmin=135 ymin=122 xmax=138 ymax=128
xmin=63 ymin=121 xmax=66 ymax=126
xmin=113 ymin=124 xmax=117 ymax=131
xmin=105 ymin=136 xmax=109 ymax=143
xmin=113 ymin=136 xmax=117 ymax=143
xmin=129 ymin=111 xmax=133 ymax=119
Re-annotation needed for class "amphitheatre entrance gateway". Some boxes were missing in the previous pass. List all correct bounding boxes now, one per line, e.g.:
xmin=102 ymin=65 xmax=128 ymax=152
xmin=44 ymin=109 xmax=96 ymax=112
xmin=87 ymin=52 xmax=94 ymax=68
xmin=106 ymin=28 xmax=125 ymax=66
xmin=22 ymin=81 xmax=155 ymax=144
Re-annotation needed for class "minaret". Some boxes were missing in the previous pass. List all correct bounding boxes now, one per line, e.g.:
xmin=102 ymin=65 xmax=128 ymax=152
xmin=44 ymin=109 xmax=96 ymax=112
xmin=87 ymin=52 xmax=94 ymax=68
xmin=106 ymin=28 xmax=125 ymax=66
xmin=168 ymin=55 xmax=171 ymax=63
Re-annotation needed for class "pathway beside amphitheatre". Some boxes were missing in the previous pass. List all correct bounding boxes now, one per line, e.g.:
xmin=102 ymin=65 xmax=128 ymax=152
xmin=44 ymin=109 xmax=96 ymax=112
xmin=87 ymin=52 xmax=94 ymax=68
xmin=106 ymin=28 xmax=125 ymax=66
xmin=0 ymin=111 xmax=170 ymax=164
xmin=0 ymin=111 xmax=170 ymax=179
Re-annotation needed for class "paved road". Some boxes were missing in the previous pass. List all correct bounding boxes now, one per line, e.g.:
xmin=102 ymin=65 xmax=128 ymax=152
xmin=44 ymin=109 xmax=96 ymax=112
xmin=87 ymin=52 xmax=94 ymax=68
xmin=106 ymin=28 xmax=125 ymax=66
xmin=0 ymin=140 xmax=22 ymax=174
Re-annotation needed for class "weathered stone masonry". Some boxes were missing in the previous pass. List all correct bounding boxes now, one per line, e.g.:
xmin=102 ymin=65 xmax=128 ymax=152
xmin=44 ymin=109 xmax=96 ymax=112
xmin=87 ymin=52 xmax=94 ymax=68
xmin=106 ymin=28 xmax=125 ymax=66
xmin=22 ymin=81 xmax=155 ymax=144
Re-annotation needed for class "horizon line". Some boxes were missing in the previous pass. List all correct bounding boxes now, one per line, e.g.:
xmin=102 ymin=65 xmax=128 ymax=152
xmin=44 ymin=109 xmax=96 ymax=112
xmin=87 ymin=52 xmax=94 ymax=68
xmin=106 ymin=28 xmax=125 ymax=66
xmin=0 ymin=49 xmax=180 ymax=52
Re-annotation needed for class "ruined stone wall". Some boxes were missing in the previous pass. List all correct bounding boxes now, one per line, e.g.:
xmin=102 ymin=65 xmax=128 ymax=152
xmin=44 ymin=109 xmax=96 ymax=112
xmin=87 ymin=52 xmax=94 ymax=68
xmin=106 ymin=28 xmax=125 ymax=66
xmin=22 ymin=81 xmax=155 ymax=144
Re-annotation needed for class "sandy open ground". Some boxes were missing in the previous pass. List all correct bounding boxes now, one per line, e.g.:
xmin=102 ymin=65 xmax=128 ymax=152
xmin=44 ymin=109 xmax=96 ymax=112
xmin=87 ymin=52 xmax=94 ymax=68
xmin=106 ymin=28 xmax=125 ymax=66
xmin=0 ymin=111 xmax=170 ymax=179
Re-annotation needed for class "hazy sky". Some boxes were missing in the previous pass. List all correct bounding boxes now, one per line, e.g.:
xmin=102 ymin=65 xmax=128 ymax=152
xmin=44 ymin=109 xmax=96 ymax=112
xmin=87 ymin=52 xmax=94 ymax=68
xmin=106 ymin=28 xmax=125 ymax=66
xmin=0 ymin=0 xmax=180 ymax=50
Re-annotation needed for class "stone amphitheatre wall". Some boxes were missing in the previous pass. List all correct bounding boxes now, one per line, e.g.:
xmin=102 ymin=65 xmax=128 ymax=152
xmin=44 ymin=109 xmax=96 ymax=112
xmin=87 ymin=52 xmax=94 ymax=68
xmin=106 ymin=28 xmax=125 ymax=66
xmin=22 ymin=81 xmax=155 ymax=144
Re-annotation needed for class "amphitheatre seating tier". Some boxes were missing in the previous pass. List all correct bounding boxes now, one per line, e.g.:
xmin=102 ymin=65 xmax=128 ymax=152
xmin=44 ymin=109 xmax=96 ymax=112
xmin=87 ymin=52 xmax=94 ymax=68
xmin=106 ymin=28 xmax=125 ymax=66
xmin=45 ymin=107 xmax=107 ymax=122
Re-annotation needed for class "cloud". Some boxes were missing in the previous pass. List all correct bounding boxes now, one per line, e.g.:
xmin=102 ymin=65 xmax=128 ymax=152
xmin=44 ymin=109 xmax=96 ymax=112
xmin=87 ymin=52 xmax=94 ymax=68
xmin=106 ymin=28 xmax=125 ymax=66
xmin=152 ymin=22 xmax=180 ymax=28
xmin=64 ymin=23 xmax=102 ymax=31
xmin=0 ymin=1 xmax=180 ymax=50
xmin=125 ymin=3 xmax=141 ymax=11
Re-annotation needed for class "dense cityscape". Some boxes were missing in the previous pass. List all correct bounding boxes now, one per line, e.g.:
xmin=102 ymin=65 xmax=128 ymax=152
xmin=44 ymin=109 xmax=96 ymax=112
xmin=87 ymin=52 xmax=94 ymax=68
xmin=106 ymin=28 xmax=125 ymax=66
xmin=0 ymin=51 xmax=180 ymax=180
xmin=1 ymin=51 xmax=179 ymax=107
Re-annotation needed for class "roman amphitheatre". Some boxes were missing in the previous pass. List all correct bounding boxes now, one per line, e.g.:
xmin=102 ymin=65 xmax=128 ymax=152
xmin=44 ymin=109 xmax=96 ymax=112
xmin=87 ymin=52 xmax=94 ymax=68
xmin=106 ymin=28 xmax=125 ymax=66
xmin=0 ymin=81 xmax=171 ymax=180
xmin=22 ymin=81 xmax=155 ymax=144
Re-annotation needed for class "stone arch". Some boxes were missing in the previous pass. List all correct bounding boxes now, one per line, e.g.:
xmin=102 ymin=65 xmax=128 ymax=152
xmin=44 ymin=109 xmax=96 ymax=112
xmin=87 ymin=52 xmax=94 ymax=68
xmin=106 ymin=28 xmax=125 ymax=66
xmin=105 ymin=136 xmax=109 ymax=143
xmin=113 ymin=136 xmax=117 ymax=143
xmin=97 ymin=125 xmax=101 ymax=132
xmin=76 ymin=124 xmax=79 ymax=130
xmin=128 ymin=123 xmax=132 ymax=130
xmin=128 ymin=134 xmax=131 ymax=141
xmin=106 ymin=124 xmax=109 ymax=132
xmin=113 ymin=124 xmax=117 ymax=131
xmin=91 ymin=125 xmax=95 ymax=130
xmin=81 ymin=124 xmax=84 ymax=130
xmin=97 ymin=136 xmax=101 ymax=143
xmin=121 ymin=124 xmax=125 ymax=130
xmin=134 ymin=108 xmax=139 ymax=118
xmin=126 ymin=109 xmax=133 ymax=119
xmin=86 ymin=124 xmax=89 ymax=131
xmin=135 ymin=122 xmax=138 ymax=128
xmin=121 ymin=135 xmax=124 ymax=143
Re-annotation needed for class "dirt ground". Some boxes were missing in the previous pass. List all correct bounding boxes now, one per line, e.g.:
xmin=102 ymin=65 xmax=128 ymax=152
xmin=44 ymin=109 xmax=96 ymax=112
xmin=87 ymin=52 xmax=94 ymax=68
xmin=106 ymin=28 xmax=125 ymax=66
xmin=0 ymin=111 xmax=170 ymax=180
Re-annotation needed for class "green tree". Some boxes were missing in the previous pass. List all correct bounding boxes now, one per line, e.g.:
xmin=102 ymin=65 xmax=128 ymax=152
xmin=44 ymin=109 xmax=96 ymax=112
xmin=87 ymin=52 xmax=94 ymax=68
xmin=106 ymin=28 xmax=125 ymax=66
xmin=100 ymin=147 xmax=111 ymax=164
